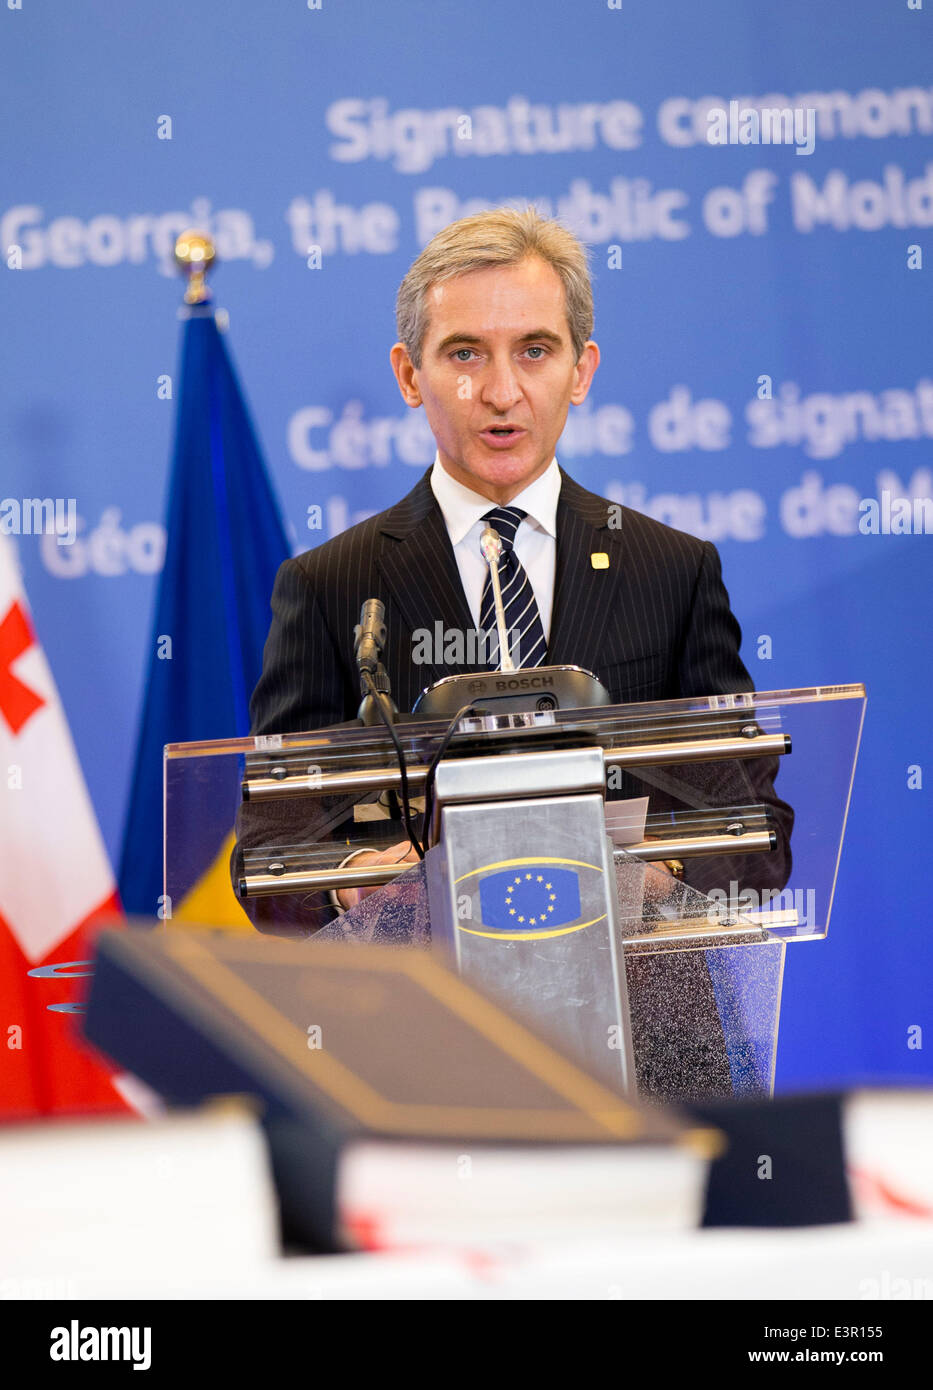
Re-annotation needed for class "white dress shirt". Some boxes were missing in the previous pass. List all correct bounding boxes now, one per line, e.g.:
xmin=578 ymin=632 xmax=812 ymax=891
xmin=429 ymin=453 xmax=560 ymax=642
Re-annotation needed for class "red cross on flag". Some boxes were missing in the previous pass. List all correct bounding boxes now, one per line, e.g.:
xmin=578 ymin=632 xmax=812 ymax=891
xmin=0 ymin=535 xmax=133 ymax=1119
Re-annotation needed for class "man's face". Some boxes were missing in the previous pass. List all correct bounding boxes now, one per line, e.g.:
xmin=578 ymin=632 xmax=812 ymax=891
xmin=390 ymin=256 xmax=599 ymax=504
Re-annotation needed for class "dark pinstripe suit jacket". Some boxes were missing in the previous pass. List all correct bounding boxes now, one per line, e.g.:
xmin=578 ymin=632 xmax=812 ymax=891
xmin=249 ymin=465 xmax=757 ymax=732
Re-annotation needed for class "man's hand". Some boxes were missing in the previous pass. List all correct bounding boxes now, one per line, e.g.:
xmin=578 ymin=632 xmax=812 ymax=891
xmin=336 ymin=839 xmax=421 ymax=911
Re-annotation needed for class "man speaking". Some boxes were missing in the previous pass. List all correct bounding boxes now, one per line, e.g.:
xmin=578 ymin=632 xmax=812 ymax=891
xmin=246 ymin=206 xmax=789 ymax=916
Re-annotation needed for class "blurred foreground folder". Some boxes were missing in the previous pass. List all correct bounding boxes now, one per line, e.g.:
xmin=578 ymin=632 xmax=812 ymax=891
xmin=84 ymin=926 xmax=720 ymax=1251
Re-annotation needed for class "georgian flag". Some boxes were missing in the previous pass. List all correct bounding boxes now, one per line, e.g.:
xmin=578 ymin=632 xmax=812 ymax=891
xmin=0 ymin=534 xmax=134 ymax=1118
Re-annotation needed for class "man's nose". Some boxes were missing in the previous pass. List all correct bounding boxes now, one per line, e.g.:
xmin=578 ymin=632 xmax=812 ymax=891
xmin=480 ymin=359 xmax=523 ymax=412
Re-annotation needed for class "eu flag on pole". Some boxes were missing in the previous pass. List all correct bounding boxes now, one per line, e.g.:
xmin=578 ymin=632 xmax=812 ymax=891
xmin=118 ymin=268 xmax=288 ymax=921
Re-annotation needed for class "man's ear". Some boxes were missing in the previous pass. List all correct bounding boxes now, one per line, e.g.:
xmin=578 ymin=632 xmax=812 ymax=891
xmin=570 ymin=340 xmax=600 ymax=406
xmin=390 ymin=342 xmax=422 ymax=407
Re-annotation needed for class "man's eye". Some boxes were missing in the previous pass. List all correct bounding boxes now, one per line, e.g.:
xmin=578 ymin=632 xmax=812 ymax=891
xmin=453 ymin=349 xmax=476 ymax=362
xmin=525 ymin=345 xmax=547 ymax=359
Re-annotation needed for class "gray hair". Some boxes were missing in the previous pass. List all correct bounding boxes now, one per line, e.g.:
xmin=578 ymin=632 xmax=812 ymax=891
xmin=396 ymin=206 xmax=594 ymax=368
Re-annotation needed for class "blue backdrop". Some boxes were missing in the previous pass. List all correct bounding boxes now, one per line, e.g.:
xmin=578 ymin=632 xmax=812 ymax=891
xmin=3 ymin=0 xmax=930 ymax=1089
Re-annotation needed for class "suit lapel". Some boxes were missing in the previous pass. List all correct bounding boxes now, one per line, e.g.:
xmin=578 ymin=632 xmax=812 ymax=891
xmin=547 ymin=470 xmax=627 ymax=672
xmin=376 ymin=471 xmax=485 ymax=685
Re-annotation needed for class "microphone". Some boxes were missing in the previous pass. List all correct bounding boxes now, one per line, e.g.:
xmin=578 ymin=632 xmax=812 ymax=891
xmin=480 ymin=525 xmax=515 ymax=671
xmin=354 ymin=598 xmax=398 ymax=724
xmin=354 ymin=598 xmax=387 ymax=682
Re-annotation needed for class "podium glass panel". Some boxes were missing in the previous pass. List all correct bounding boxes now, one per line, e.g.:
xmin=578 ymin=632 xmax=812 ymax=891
xmin=163 ymin=685 xmax=864 ymax=1101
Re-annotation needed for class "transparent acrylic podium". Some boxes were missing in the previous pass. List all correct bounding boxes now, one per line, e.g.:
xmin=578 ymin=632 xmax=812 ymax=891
xmin=163 ymin=685 xmax=865 ymax=1104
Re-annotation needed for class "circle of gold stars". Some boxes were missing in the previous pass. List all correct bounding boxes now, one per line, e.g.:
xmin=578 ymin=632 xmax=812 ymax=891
xmin=504 ymin=873 xmax=557 ymax=926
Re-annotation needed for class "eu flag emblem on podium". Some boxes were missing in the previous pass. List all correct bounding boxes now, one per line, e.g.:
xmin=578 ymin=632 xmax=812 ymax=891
xmin=477 ymin=865 xmax=583 ymax=937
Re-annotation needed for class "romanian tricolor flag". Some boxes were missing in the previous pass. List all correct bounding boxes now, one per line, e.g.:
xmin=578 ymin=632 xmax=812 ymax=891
xmin=118 ymin=301 xmax=288 ymax=929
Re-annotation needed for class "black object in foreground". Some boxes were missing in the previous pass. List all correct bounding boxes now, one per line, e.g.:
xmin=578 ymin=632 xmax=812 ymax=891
xmin=690 ymin=1091 xmax=852 ymax=1229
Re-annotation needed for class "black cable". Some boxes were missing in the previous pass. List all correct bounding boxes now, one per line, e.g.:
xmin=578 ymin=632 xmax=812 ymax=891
xmin=421 ymin=702 xmax=477 ymax=849
xmin=361 ymin=669 xmax=424 ymax=860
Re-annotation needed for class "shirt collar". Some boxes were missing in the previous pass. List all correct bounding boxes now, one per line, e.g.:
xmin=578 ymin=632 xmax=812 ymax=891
xmin=430 ymin=452 xmax=561 ymax=546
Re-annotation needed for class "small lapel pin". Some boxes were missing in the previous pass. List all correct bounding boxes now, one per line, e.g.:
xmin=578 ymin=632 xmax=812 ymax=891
xmin=590 ymin=552 xmax=609 ymax=570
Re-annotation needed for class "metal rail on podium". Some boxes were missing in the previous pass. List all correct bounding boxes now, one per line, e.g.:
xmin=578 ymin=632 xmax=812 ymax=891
xmin=164 ymin=685 xmax=865 ymax=1103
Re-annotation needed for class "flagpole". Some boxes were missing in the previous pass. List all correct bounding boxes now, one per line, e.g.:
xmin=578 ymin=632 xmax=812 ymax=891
xmin=118 ymin=225 xmax=289 ymax=919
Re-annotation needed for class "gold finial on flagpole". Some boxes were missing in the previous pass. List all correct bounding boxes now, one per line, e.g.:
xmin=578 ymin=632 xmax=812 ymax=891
xmin=174 ymin=230 xmax=217 ymax=305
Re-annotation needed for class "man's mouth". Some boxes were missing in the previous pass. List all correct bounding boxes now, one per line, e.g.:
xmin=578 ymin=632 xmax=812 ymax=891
xmin=480 ymin=425 xmax=526 ymax=447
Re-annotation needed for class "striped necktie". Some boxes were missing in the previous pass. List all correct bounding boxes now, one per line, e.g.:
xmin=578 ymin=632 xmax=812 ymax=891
xmin=478 ymin=506 xmax=547 ymax=670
